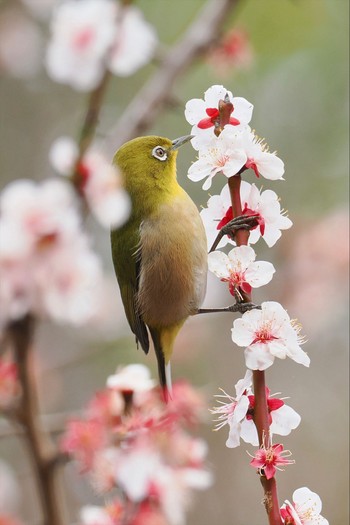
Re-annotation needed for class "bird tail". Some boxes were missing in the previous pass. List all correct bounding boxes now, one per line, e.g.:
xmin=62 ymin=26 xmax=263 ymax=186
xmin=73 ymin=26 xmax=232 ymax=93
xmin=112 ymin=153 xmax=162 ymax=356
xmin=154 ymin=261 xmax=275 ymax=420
xmin=150 ymin=323 xmax=183 ymax=403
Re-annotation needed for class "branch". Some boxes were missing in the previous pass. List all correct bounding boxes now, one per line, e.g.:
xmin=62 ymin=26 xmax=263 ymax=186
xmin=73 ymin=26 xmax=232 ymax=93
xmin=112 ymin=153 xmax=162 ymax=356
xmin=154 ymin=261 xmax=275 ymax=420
xmin=106 ymin=0 xmax=239 ymax=151
xmin=6 ymin=316 xmax=64 ymax=525
xmin=220 ymin=95 xmax=281 ymax=523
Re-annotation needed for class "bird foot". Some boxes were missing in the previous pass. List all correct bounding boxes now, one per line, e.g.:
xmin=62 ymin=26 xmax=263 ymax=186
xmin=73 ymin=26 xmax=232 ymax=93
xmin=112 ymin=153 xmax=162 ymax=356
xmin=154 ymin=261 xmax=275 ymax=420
xmin=209 ymin=214 xmax=260 ymax=252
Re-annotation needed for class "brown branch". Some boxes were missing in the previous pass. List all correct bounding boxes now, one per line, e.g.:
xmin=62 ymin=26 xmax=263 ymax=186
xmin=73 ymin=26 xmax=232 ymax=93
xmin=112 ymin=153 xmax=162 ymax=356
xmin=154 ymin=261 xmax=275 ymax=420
xmin=7 ymin=315 xmax=64 ymax=525
xmin=106 ymin=0 xmax=239 ymax=152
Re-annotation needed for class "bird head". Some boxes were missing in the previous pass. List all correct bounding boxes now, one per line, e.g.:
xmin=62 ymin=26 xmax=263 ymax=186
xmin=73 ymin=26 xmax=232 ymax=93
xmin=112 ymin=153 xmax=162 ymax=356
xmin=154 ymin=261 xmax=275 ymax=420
xmin=113 ymin=135 xmax=193 ymax=203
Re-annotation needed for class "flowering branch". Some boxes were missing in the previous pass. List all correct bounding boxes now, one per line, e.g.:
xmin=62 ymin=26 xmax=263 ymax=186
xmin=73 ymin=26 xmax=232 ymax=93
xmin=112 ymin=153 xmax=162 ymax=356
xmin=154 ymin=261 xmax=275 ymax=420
xmin=6 ymin=315 xmax=64 ymax=525
xmin=219 ymin=97 xmax=283 ymax=525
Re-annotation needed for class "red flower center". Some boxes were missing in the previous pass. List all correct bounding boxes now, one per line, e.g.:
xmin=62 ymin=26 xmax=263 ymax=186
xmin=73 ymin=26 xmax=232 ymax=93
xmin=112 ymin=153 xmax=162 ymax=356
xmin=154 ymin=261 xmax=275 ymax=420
xmin=197 ymin=106 xmax=240 ymax=129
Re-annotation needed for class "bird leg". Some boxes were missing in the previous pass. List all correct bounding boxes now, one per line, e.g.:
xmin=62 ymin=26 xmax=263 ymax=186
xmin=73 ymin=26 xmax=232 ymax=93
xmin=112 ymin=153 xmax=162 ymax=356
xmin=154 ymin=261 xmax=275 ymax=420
xmin=197 ymin=302 xmax=261 ymax=315
xmin=209 ymin=214 xmax=260 ymax=252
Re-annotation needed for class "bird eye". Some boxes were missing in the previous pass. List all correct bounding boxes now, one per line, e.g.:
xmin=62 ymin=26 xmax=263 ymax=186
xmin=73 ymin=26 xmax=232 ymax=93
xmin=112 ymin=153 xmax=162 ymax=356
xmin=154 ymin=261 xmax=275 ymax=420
xmin=152 ymin=146 xmax=168 ymax=161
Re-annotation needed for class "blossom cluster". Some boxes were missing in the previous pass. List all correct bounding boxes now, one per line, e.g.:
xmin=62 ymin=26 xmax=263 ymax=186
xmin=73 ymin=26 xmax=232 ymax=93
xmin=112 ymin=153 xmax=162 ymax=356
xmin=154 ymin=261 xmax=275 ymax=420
xmin=211 ymin=370 xmax=301 ymax=449
xmin=0 ymin=179 xmax=103 ymax=330
xmin=49 ymin=137 xmax=130 ymax=228
xmin=185 ymin=85 xmax=328 ymax=524
xmin=45 ymin=0 xmax=157 ymax=91
xmin=61 ymin=364 xmax=212 ymax=525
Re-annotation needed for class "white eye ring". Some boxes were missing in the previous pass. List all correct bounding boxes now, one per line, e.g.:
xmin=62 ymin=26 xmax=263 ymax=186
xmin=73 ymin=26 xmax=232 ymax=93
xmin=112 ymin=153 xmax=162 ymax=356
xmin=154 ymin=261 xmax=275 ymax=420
xmin=152 ymin=146 xmax=168 ymax=161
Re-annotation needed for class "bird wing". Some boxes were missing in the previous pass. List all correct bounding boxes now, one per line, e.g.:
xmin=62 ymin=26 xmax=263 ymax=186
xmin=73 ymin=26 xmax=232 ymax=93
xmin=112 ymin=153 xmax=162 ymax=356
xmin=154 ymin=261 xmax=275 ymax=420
xmin=111 ymin=223 xmax=149 ymax=354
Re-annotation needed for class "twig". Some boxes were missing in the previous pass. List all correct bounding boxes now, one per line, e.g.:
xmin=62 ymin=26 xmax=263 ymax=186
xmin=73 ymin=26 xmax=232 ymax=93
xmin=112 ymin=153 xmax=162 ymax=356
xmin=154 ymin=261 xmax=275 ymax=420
xmin=7 ymin=315 xmax=64 ymax=525
xmin=106 ymin=0 xmax=239 ymax=152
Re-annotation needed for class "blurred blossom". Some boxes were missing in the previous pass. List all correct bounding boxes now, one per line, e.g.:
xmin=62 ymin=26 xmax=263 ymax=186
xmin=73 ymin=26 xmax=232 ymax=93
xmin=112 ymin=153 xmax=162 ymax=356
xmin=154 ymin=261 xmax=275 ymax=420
xmin=79 ymin=505 xmax=116 ymax=525
xmin=232 ymin=301 xmax=310 ymax=370
xmin=188 ymin=126 xmax=284 ymax=190
xmin=61 ymin=419 xmax=108 ymax=472
xmin=185 ymin=84 xmax=253 ymax=140
xmin=108 ymin=5 xmax=157 ymax=77
xmin=45 ymin=0 xmax=117 ymax=90
xmin=106 ymin=364 xmax=155 ymax=394
xmin=211 ymin=370 xmax=300 ymax=447
xmin=200 ymin=181 xmax=292 ymax=250
xmin=0 ymin=358 xmax=20 ymax=409
xmin=207 ymin=28 xmax=254 ymax=76
xmin=280 ymin=487 xmax=329 ymax=525
xmin=45 ymin=0 xmax=157 ymax=91
xmin=0 ymin=9 xmax=42 ymax=78
xmin=0 ymin=179 xmax=103 ymax=329
xmin=250 ymin=442 xmax=294 ymax=480
xmin=208 ymin=245 xmax=275 ymax=296
xmin=62 ymin=365 xmax=211 ymax=525
xmin=49 ymin=136 xmax=130 ymax=228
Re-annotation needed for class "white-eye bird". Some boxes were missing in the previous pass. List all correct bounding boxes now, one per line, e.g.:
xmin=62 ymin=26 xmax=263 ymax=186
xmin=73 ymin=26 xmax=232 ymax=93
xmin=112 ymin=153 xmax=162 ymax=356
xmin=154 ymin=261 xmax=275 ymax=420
xmin=111 ymin=135 xmax=207 ymax=400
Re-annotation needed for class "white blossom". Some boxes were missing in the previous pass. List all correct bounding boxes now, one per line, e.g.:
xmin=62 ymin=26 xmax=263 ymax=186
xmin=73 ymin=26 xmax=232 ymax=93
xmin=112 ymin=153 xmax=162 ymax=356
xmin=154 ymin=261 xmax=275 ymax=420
xmin=232 ymin=301 xmax=310 ymax=370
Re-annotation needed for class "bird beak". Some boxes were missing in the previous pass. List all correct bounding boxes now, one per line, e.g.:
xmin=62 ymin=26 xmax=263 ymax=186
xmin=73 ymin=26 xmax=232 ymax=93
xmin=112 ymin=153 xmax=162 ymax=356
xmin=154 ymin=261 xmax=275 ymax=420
xmin=170 ymin=135 xmax=194 ymax=150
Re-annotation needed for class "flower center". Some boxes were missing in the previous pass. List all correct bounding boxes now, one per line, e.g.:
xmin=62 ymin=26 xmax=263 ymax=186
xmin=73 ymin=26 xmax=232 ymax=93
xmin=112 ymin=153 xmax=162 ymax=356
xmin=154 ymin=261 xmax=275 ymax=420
xmin=72 ymin=27 xmax=95 ymax=51
xmin=251 ymin=322 xmax=278 ymax=345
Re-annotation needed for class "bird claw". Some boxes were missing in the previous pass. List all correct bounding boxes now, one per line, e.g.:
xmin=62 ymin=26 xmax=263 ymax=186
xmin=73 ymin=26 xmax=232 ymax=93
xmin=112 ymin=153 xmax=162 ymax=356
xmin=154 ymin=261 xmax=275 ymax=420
xmin=221 ymin=215 xmax=259 ymax=236
xmin=209 ymin=214 xmax=259 ymax=252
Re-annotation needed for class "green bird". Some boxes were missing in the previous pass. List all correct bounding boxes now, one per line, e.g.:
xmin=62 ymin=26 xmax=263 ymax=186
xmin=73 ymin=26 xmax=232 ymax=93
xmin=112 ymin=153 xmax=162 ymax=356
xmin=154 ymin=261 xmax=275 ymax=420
xmin=111 ymin=135 xmax=207 ymax=400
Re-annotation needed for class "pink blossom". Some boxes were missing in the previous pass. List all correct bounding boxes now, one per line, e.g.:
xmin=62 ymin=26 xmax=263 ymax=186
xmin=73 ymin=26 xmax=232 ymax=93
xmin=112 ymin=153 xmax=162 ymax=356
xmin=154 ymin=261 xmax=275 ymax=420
xmin=240 ymin=182 xmax=292 ymax=247
xmin=208 ymin=245 xmax=275 ymax=296
xmin=61 ymin=419 xmax=107 ymax=472
xmin=129 ymin=501 xmax=167 ymax=525
xmin=188 ymin=126 xmax=247 ymax=190
xmin=189 ymin=126 xmax=284 ymax=187
xmin=211 ymin=372 xmax=300 ymax=447
xmin=45 ymin=1 xmax=157 ymax=91
xmin=46 ymin=0 xmax=117 ymax=90
xmin=79 ymin=505 xmax=116 ymax=525
xmin=106 ymin=364 xmax=155 ymax=395
xmin=0 ymin=359 xmax=20 ymax=409
xmin=49 ymin=137 xmax=130 ymax=228
xmin=250 ymin=442 xmax=294 ymax=479
xmin=211 ymin=370 xmax=252 ymax=448
xmin=108 ymin=6 xmax=157 ymax=77
xmin=87 ymin=389 xmax=124 ymax=428
xmin=207 ymin=28 xmax=254 ymax=75
xmin=200 ymin=181 xmax=292 ymax=250
xmin=232 ymin=301 xmax=310 ymax=370
xmin=280 ymin=487 xmax=329 ymax=525
xmin=0 ymin=179 xmax=104 ymax=328
xmin=185 ymin=84 xmax=253 ymax=139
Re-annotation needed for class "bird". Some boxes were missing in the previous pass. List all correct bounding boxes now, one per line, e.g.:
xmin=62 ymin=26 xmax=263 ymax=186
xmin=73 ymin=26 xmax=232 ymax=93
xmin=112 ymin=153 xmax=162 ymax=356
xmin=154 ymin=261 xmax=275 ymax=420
xmin=111 ymin=135 xmax=208 ymax=400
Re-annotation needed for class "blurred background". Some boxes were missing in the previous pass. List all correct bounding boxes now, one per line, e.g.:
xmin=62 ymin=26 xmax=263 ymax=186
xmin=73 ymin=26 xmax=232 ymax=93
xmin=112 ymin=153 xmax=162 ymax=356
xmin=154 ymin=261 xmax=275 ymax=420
xmin=0 ymin=0 xmax=348 ymax=524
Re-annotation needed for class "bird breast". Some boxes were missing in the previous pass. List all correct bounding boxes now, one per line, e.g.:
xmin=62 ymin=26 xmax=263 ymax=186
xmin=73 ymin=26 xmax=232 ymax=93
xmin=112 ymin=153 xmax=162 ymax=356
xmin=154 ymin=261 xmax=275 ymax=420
xmin=137 ymin=193 xmax=207 ymax=328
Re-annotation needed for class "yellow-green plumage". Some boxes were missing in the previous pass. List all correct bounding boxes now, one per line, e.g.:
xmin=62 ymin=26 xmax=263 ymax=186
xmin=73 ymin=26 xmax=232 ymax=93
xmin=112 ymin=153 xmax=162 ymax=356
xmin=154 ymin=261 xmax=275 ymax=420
xmin=111 ymin=135 xmax=207 ymax=398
